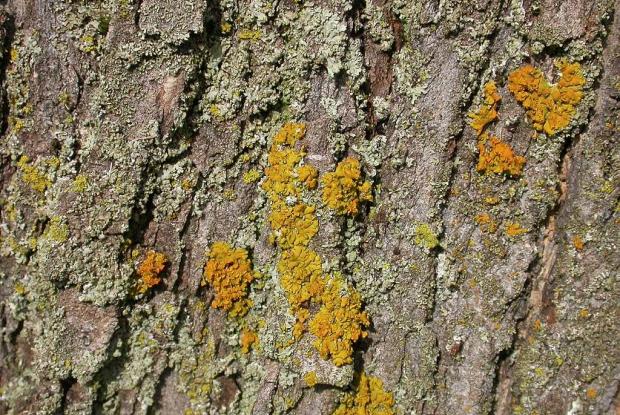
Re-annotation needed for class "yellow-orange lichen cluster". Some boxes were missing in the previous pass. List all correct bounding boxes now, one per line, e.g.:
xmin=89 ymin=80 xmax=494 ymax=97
xmin=203 ymin=242 xmax=256 ymax=317
xmin=508 ymin=60 xmax=585 ymax=136
xmin=322 ymin=157 xmax=373 ymax=216
xmin=469 ymin=81 xmax=526 ymax=177
xmin=240 ymin=328 xmax=258 ymax=354
xmin=137 ymin=250 xmax=168 ymax=293
xmin=332 ymin=371 xmax=395 ymax=415
xmin=263 ymin=122 xmax=370 ymax=366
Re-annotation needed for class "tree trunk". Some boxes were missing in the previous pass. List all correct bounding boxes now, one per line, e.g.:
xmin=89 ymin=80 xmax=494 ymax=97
xmin=0 ymin=0 xmax=618 ymax=414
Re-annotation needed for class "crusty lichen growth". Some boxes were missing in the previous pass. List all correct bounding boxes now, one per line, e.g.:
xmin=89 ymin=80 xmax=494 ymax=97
xmin=240 ymin=328 xmax=258 ymax=354
xmin=322 ymin=157 xmax=373 ymax=216
xmin=136 ymin=251 xmax=168 ymax=293
xmin=508 ymin=60 xmax=586 ymax=136
xmin=476 ymin=134 xmax=526 ymax=176
xmin=202 ymin=242 xmax=256 ymax=317
xmin=262 ymin=123 xmax=370 ymax=366
xmin=16 ymin=155 xmax=51 ymax=193
xmin=468 ymin=81 xmax=501 ymax=136
xmin=469 ymin=81 xmax=526 ymax=176
xmin=333 ymin=371 xmax=395 ymax=415
xmin=309 ymin=273 xmax=369 ymax=366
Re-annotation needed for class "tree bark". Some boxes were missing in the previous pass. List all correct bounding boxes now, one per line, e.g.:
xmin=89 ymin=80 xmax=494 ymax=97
xmin=0 ymin=0 xmax=618 ymax=414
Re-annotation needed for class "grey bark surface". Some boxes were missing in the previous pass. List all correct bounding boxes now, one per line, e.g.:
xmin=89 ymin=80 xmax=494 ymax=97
xmin=0 ymin=0 xmax=618 ymax=414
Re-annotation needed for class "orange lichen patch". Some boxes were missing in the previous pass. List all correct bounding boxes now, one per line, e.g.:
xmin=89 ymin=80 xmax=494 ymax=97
xmin=333 ymin=372 xmax=395 ymax=415
xmin=505 ymin=222 xmax=527 ymax=237
xmin=269 ymin=203 xmax=319 ymax=249
xmin=309 ymin=274 xmax=369 ymax=366
xmin=586 ymin=387 xmax=598 ymax=400
xmin=322 ymin=157 xmax=373 ymax=216
xmin=240 ymin=328 xmax=258 ymax=353
xmin=274 ymin=122 xmax=306 ymax=146
xmin=508 ymin=60 xmax=586 ymax=136
xmin=262 ymin=122 xmax=316 ymax=200
xmin=572 ymin=235 xmax=585 ymax=251
xmin=137 ymin=251 xmax=168 ymax=293
xmin=278 ymin=246 xmax=325 ymax=310
xmin=203 ymin=242 xmax=256 ymax=316
xmin=304 ymin=371 xmax=318 ymax=387
xmin=476 ymin=134 xmax=526 ymax=176
xmin=475 ymin=213 xmax=497 ymax=233
xmin=469 ymin=81 xmax=501 ymax=135
xmin=297 ymin=164 xmax=318 ymax=189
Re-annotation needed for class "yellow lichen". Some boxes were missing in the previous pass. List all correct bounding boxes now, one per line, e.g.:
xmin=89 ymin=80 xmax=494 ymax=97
xmin=240 ymin=328 xmax=258 ymax=354
xmin=72 ymin=174 xmax=88 ymax=192
xmin=322 ymin=157 xmax=373 ymax=216
xmin=202 ymin=242 xmax=255 ymax=316
xmin=309 ymin=273 xmax=369 ymax=366
xmin=414 ymin=223 xmax=439 ymax=249
xmin=262 ymin=123 xmax=370 ymax=366
xmin=476 ymin=133 xmax=526 ymax=176
xmin=45 ymin=216 xmax=69 ymax=243
xmin=304 ymin=371 xmax=318 ymax=387
xmin=508 ymin=60 xmax=586 ymax=136
xmin=469 ymin=81 xmax=501 ymax=135
xmin=237 ymin=29 xmax=261 ymax=41
xmin=17 ymin=155 xmax=51 ymax=193
xmin=137 ymin=251 xmax=168 ymax=293
xmin=333 ymin=372 xmax=395 ymax=415
xmin=242 ymin=168 xmax=261 ymax=184
xmin=269 ymin=203 xmax=319 ymax=249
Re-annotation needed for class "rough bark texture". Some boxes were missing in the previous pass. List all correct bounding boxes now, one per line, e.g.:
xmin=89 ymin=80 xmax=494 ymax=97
xmin=0 ymin=0 xmax=618 ymax=414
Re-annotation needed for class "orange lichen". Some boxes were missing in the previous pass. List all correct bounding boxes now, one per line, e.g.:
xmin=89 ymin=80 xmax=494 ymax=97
xmin=137 ymin=251 xmax=168 ymax=293
xmin=322 ymin=157 xmax=373 ymax=216
xmin=475 ymin=213 xmax=497 ymax=233
xmin=508 ymin=60 xmax=586 ymax=136
xmin=309 ymin=273 xmax=369 ymax=366
xmin=262 ymin=123 xmax=371 ymax=366
xmin=240 ymin=328 xmax=258 ymax=353
xmin=269 ymin=203 xmax=319 ymax=249
xmin=572 ymin=235 xmax=584 ymax=251
xmin=469 ymin=81 xmax=501 ymax=135
xmin=505 ymin=222 xmax=527 ymax=237
xmin=203 ymin=242 xmax=256 ymax=317
xmin=476 ymin=133 xmax=526 ymax=176
xmin=333 ymin=372 xmax=395 ymax=415
xmin=586 ymin=387 xmax=598 ymax=400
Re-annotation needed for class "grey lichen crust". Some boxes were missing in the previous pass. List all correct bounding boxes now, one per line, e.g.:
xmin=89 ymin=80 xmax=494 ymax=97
xmin=0 ymin=0 xmax=618 ymax=415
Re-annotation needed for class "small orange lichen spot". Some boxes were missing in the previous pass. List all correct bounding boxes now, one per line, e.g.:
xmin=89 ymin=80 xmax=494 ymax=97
xmin=475 ymin=213 xmax=497 ymax=233
xmin=137 ymin=251 xmax=168 ymax=293
xmin=309 ymin=274 xmax=369 ymax=366
xmin=304 ymin=371 xmax=318 ymax=387
xmin=240 ymin=328 xmax=258 ymax=353
xmin=469 ymin=81 xmax=501 ymax=135
xmin=203 ymin=242 xmax=256 ymax=316
xmin=333 ymin=371 xmax=395 ymax=415
xmin=533 ymin=319 xmax=543 ymax=332
xmin=578 ymin=308 xmax=590 ymax=319
xmin=506 ymin=222 xmax=527 ymax=237
xmin=322 ymin=157 xmax=373 ymax=216
xmin=508 ymin=60 xmax=586 ymax=136
xmin=572 ymin=235 xmax=585 ymax=251
xmin=269 ymin=203 xmax=319 ymax=249
xmin=586 ymin=387 xmax=597 ymax=400
xmin=476 ymin=134 xmax=526 ymax=176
